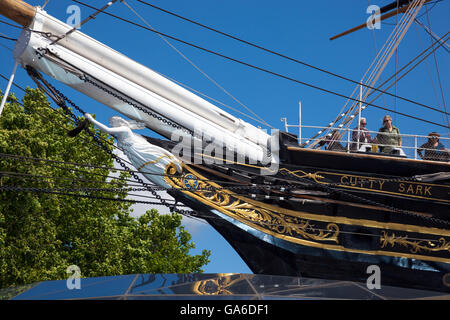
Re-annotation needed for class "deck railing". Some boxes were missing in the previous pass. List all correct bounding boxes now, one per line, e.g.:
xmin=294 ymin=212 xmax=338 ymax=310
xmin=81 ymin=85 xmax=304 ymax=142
xmin=286 ymin=125 xmax=450 ymax=162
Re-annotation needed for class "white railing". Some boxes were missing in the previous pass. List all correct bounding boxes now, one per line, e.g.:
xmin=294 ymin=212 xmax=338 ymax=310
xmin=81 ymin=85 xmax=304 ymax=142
xmin=283 ymin=124 xmax=450 ymax=162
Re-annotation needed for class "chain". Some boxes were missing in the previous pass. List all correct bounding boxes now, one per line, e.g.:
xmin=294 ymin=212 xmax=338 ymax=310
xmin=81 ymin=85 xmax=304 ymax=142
xmin=80 ymin=75 xmax=196 ymax=137
xmin=278 ymin=169 xmax=450 ymax=226
xmin=0 ymin=185 xmax=187 ymax=207
xmin=29 ymin=70 xmax=197 ymax=216
xmin=27 ymin=69 xmax=449 ymax=226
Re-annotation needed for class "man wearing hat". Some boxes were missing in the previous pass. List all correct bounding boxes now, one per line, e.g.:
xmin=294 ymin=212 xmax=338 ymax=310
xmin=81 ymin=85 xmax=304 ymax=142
xmin=417 ymin=132 xmax=449 ymax=161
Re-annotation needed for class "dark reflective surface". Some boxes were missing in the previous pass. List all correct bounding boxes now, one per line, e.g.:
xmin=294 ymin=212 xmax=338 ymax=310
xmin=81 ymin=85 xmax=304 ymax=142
xmin=1 ymin=273 xmax=448 ymax=300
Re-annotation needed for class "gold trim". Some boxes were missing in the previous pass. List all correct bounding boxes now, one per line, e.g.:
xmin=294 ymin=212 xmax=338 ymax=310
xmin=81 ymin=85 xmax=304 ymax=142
xmin=380 ymin=232 xmax=450 ymax=254
xmin=185 ymin=188 xmax=450 ymax=263
xmin=234 ymin=192 xmax=450 ymax=238
xmin=164 ymin=163 xmax=450 ymax=264
xmin=172 ymin=163 xmax=450 ymax=236
xmin=137 ymin=155 xmax=175 ymax=171
xmin=192 ymin=274 xmax=244 ymax=295
xmin=279 ymin=168 xmax=325 ymax=183
xmin=314 ymin=171 xmax=450 ymax=203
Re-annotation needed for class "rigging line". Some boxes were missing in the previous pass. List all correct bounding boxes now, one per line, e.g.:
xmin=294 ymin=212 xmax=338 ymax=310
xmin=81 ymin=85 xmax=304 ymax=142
xmin=0 ymin=180 xmax=439 ymax=238
xmin=2 ymin=73 xmax=191 ymax=213
xmin=0 ymin=152 xmax=253 ymax=186
xmin=49 ymin=0 xmax=119 ymax=46
xmin=0 ymin=33 xmax=17 ymax=41
xmin=425 ymin=6 xmax=449 ymax=134
xmin=0 ymin=170 xmax=143 ymax=187
xmin=414 ymin=24 xmax=447 ymax=130
xmin=0 ymin=152 xmax=131 ymax=176
xmin=327 ymin=0 xmax=405 ymax=138
xmin=25 ymin=90 xmax=133 ymax=166
xmin=42 ymin=0 xmax=50 ymax=9
xmin=19 ymin=71 xmax=136 ymax=165
xmin=132 ymin=0 xmax=437 ymax=113
xmin=365 ymin=32 xmax=449 ymax=103
xmin=395 ymin=0 xmax=399 ymax=125
xmin=318 ymin=1 xmax=410 ymax=140
xmin=0 ymin=182 xmax=173 ymax=202
xmin=6 ymin=183 xmax=444 ymax=242
xmin=154 ymin=70 xmax=271 ymax=127
xmin=0 ymin=73 xmax=26 ymax=93
xmin=369 ymin=0 xmax=389 ymax=114
xmin=4 ymin=183 xmax=445 ymax=241
xmin=4 ymin=148 xmax=443 ymax=226
xmin=414 ymin=18 xmax=450 ymax=53
xmin=121 ymin=0 xmax=273 ymax=129
xmin=72 ymin=0 xmax=449 ymax=122
xmin=0 ymin=172 xmax=300 ymax=195
xmin=0 ymin=185 xmax=188 ymax=207
xmin=332 ymin=31 xmax=450 ymax=136
xmin=340 ymin=0 xmax=421 ymax=128
xmin=339 ymin=0 xmax=418 ymax=134
xmin=0 ymin=42 xmax=13 ymax=52
xmin=0 ymin=150 xmax=330 ymax=190
xmin=365 ymin=34 xmax=449 ymax=114
xmin=354 ymin=0 xmax=423 ymax=120
xmin=0 ymin=154 xmax=140 ymax=185
xmin=0 ymin=19 xmax=22 ymax=29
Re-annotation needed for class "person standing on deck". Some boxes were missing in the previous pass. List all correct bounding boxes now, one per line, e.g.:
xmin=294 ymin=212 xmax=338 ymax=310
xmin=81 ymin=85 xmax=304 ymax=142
xmin=375 ymin=115 xmax=402 ymax=154
xmin=351 ymin=117 xmax=373 ymax=151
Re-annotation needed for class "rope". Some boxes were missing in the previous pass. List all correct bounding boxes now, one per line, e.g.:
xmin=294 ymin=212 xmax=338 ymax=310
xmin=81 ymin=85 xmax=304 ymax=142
xmin=49 ymin=0 xmax=119 ymax=46
xmin=120 ymin=0 xmax=274 ymax=130
xmin=131 ymin=0 xmax=440 ymax=114
xmin=1 ymin=185 xmax=447 ymax=245
xmin=68 ymin=0 xmax=449 ymax=129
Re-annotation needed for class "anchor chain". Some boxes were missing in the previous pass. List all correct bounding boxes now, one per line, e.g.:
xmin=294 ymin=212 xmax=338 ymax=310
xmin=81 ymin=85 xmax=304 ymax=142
xmin=28 ymin=68 xmax=196 ymax=216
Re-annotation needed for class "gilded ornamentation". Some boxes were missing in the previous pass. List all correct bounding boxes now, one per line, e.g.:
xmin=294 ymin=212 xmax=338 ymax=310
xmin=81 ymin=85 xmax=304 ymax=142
xmin=165 ymin=164 xmax=339 ymax=244
xmin=163 ymin=163 xmax=450 ymax=264
xmin=380 ymin=231 xmax=450 ymax=254
xmin=279 ymin=168 xmax=325 ymax=183
xmin=192 ymin=274 xmax=245 ymax=295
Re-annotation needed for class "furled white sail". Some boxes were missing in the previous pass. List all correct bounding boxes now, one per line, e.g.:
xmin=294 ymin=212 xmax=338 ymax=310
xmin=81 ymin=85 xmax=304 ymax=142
xmin=13 ymin=7 xmax=274 ymax=164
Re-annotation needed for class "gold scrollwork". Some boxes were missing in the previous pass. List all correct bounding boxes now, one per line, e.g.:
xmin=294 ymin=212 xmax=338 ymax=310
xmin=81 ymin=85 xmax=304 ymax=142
xmin=163 ymin=163 xmax=450 ymax=264
xmin=380 ymin=231 xmax=450 ymax=254
xmin=192 ymin=274 xmax=245 ymax=295
xmin=165 ymin=164 xmax=339 ymax=244
xmin=279 ymin=168 xmax=325 ymax=183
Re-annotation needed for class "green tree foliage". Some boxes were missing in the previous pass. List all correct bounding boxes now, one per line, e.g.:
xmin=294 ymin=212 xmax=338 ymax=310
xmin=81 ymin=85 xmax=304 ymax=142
xmin=0 ymin=88 xmax=210 ymax=288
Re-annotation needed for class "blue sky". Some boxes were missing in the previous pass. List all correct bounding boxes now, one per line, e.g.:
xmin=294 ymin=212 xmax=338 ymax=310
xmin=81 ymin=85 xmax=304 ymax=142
xmin=0 ymin=0 xmax=448 ymax=274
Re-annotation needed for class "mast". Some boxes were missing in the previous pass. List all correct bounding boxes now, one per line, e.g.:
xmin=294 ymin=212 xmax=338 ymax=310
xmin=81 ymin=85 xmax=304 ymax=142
xmin=0 ymin=0 xmax=35 ymax=27
xmin=330 ymin=0 xmax=432 ymax=41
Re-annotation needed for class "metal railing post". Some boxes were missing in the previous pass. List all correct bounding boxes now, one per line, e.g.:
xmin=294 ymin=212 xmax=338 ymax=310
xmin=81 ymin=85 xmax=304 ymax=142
xmin=414 ymin=135 xmax=418 ymax=160
xmin=347 ymin=128 xmax=350 ymax=152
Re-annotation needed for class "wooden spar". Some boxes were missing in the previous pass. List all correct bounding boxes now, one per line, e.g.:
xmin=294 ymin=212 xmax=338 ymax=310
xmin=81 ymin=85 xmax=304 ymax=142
xmin=329 ymin=0 xmax=432 ymax=41
xmin=0 ymin=0 xmax=35 ymax=27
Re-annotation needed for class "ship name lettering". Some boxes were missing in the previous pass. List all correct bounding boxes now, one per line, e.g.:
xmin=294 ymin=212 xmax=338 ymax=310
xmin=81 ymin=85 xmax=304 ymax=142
xmin=398 ymin=183 xmax=432 ymax=196
xmin=340 ymin=176 xmax=384 ymax=190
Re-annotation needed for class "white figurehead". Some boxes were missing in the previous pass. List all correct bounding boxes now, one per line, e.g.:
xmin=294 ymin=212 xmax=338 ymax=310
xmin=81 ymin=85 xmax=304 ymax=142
xmin=85 ymin=113 xmax=182 ymax=188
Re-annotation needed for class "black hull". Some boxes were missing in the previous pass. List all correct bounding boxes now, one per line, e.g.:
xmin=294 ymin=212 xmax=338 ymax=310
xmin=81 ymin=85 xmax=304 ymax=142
xmin=207 ymin=209 xmax=449 ymax=293
xmin=173 ymin=190 xmax=449 ymax=293
xmin=149 ymin=135 xmax=450 ymax=293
